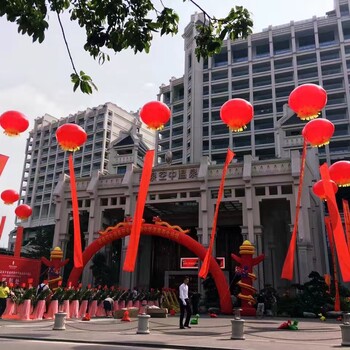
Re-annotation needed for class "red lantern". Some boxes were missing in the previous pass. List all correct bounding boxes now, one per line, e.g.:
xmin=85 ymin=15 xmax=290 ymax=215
xmin=288 ymin=84 xmax=327 ymax=121
xmin=56 ymin=124 xmax=87 ymax=151
xmin=1 ymin=189 xmax=19 ymax=205
xmin=329 ymin=161 xmax=350 ymax=187
xmin=302 ymin=119 xmax=334 ymax=147
xmin=0 ymin=110 xmax=29 ymax=136
xmin=220 ymin=98 xmax=253 ymax=132
xmin=15 ymin=204 xmax=32 ymax=220
xmin=312 ymin=180 xmax=338 ymax=200
xmin=140 ymin=101 xmax=171 ymax=130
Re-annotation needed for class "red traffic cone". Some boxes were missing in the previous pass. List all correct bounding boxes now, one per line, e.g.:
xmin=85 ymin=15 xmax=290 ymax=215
xmin=209 ymin=313 xmax=217 ymax=318
xmin=170 ymin=309 xmax=176 ymax=316
xmin=82 ymin=313 xmax=91 ymax=321
xmin=121 ymin=310 xmax=131 ymax=322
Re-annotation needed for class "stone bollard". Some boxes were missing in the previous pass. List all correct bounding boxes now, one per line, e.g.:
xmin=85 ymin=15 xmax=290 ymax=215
xmin=231 ymin=308 xmax=245 ymax=340
xmin=340 ymin=312 xmax=350 ymax=346
xmin=137 ymin=314 xmax=151 ymax=334
xmin=53 ymin=312 xmax=67 ymax=330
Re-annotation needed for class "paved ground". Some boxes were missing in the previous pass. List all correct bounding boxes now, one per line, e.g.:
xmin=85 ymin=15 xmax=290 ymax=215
xmin=0 ymin=315 xmax=347 ymax=349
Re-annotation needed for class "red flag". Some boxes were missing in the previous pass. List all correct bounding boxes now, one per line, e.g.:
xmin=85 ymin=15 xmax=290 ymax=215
xmin=281 ymin=140 xmax=307 ymax=280
xmin=320 ymin=163 xmax=350 ymax=281
xmin=14 ymin=226 xmax=24 ymax=258
xmin=343 ymin=200 xmax=350 ymax=253
xmin=0 ymin=154 xmax=9 ymax=176
xmin=0 ymin=216 xmax=6 ymax=240
xmin=123 ymin=150 xmax=155 ymax=272
xmin=68 ymin=154 xmax=83 ymax=269
xmin=325 ymin=216 xmax=340 ymax=311
xmin=199 ymin=149 xmax=235 ymax=279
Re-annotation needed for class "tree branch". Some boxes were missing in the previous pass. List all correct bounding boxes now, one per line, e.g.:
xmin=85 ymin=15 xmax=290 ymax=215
xmin=188 ymin=0 xmax=213 ymax=20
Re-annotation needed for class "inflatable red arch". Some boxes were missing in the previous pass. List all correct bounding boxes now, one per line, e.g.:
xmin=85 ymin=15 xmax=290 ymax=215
xmin=68 ymin=221 xmax=233 ymax=314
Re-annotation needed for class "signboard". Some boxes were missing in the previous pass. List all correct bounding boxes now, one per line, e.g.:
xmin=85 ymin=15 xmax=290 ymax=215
xmin=0 ymin=255 xmax=41 ymax=286
xmin=180 ymin=257 xmax=225 ymax=269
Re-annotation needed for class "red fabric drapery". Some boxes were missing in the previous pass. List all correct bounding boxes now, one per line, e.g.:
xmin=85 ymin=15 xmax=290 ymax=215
xmin=14 ymin=226 xmax=24 ymax=258
xmin=0 ymin=216 xmax=6 ymax=240
xmin=0 ymin=154 xmax=9 ymax=176
xmin=325 ymin=216 xmax=340 ymax=311
xmin=68 ymin=154 xmax=83 ymax=268
xmin=320 ymin=163 xmax=350 ymax=281
xmin=199 ymin=149 xmax=235 ymax=279
xmin=123 ymin=150 xmax=155 ymax=272
xmin=343 ymin=200 xmax=350 ymax=253
xmin=281 ymin=140 xmax=307 ymax=280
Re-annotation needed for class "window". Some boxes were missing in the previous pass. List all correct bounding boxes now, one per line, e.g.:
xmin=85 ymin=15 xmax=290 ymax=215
xmin=232 ymin=46 xmax=248 ymax=62
xmin=319 ymin=31 xmax=336 ymax=47
xmin=253 ymin=62 xmax=271 ymax=74
xmin=255 ymin=133 xmax=274 ymax=145
xmin=297 ymin=53 xmax=316 ymax=65
xmin=232 ymin=67 xmax=249 ymax=77
xmin=298 ymin=34 xmax=315 ymax=50
xmin=213 ymin=51 xmax=228 ymax=67
xmin=212 ymin=70 xmax=228 ymax=81
xmin=273 ymin=39 xmax=290 ymax=55
xmin=274 ymin=58 xmax=293 ymax=70
xmin=255 ymin=43 xmax=270 ymax=57
xmin=117 ymin=166 xmax=126 ymax=175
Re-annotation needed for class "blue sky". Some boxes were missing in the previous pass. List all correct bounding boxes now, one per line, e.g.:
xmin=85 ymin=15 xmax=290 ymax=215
xmin=0 ymin=0 xmax=333 ymax=247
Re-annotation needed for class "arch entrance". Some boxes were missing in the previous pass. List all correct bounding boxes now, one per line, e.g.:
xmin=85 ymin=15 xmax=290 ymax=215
xmin=68 ymin=221 xmax=232 ymax=314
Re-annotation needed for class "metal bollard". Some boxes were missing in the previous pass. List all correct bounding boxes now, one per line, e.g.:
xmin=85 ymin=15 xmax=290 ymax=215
xmin=137 ymin=314 xmax=151 ymax=334
xmin=340 ymin=312 xmax=350 ymax=346
xmin=231 ymin=308 xmax=245 ymax=340
xmin=53 ymin=312 xmax=67 ymax=330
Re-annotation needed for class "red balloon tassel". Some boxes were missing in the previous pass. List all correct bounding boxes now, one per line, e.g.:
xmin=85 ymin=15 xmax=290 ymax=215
xmin=123 ymin=150 xmax=155 ymax=272
xmin=320 ymin=163 xmax=350 ymax=281
xmin=281 ymin=140 xmax=307 ymax=280
xmin=0 ymin=216 xmax=6 ymax=240
xmin=199 ymin=149 xmax=235 ymax=279
xmin=14 ymin=226 xmax=24 ymax=258
xmin=0 ymin=154 xmax=9 ymax=176
xmin=68 ymin=154 xmax=83 ymax=269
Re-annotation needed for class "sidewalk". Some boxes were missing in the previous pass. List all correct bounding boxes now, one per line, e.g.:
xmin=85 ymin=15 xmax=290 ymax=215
xmin=0 ymin=315 xmax=345 ymax=350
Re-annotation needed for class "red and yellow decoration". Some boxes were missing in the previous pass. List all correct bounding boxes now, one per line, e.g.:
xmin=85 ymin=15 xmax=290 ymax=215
xmin=312 ymin=180 xmax=338 ymax=201
xmin=1 ymin=189 xmax=19 ymax=205
xmin=302 ymin=118 xmax=334 ymax=147
xmin=220 ymin=98 xmax=253 ymax=132
xmin=329 ymin=160 xmax=350 ymax=187
xmin=56 ymin=123 xmax=87 ymax=269
xmin=0 ymin=110 xmax=29 ymax=136
xmin=288 ymin=83 xmax=327 ymax=120
xmin=56 ymin=124 xmax=87 ymax=151
xmin=140 ymin=101 xmax=171 ymax=130
xmin=15 ymin=204 xmax=32 ymax=220
xmin=231 ymin=240 xmax=264 ymax=316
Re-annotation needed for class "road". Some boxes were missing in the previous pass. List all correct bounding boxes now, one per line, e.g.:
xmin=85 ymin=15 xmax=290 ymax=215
xmin=0 ymin=339 xmax=174 ymax=350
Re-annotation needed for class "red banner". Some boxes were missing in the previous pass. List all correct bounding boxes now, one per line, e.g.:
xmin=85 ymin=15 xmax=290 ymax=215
xmin=199 ymin=149 xmax=234 ymax=279
xmin=0 ymin=216 xmax=6 ymax=240
xmin=0 ymin=154 xmax=9 ymax=176
xmin=0 ymin=255 xmax=41 ymax=286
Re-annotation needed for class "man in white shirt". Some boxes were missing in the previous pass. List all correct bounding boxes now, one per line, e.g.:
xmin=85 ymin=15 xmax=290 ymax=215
xmin=179 ymin=276 xmax=192 ymax=329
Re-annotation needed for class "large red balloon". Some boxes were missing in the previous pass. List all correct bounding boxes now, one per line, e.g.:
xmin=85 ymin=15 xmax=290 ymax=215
xmin=140 ymin=101 xmax=171 ymax=130
xmin=288 ymin=84 xmax=327 ymax=120
xmin=1 ymin=189 xmax=19 ymax=205
xmin=312 ymin=180 xmax=338 ymax=200
xmin=329 ymin=161 xmax=350 ymax=187
xmin=0 ymin=110 xmax=29 ymax=136
xmin=56 ymin=124 xmax=87 ymax=151
xmin=220 ymin=98 xmax=253 ymax=132
xmin=15 ymin=204 xmax=32 ymax=220
xmin=302 ymin=119 xmax=334 ymax=147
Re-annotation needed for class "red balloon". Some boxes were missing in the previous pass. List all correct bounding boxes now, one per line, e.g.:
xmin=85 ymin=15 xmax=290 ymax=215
xmin=302 ymin=119 xmax=334 ymax=147
xmin=1 ymin=189 xmax=19 ymax=205
xmin=140 ymin=101 xmax=171 ymax=130
xmin=56 ymin=124 xmax=87 ymax=151
xmin=15 ymin=204 xmax=32 ymax=220
xmin=312 ymin=180 xmax=338 ymax=200
xmin=288 ymin=84 xmax=327 ymax=121
xmin=0 ymin=110 xmax=29 ymax=136
xmin=220 ymin=98 xmax=253 ymax=132
xmin=329 ymin=161 xmax=350 ymax=187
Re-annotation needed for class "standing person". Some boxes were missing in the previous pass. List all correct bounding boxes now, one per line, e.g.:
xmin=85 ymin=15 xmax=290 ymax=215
xmin=0 ymin=281 xmax=10 ymax=318
xmin=179 ymin=276 xmax=192 ymax=329
xmin=103 ymin=296 xmax=114 ymax=317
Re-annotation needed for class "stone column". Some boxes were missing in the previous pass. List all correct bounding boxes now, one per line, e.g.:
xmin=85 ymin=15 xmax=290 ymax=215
xmin=254 ymin=226 xmax=264 ymax=291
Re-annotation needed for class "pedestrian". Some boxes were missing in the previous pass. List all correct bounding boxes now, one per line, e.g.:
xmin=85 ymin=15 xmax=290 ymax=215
xmin=36 ymin=281 xmax=49 ymax=296
xmin=0 ymin=281 xmax=10 ymax=318
xmin=179 ymin=276 xmax=192 ymax=329
xmin=103 ymin=296 xmax=114 ymax=317
xmin=256 ymin=293 xmax=265 ymax=318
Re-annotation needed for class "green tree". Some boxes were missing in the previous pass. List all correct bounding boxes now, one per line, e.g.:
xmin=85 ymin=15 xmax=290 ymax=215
xmin=0 ymin=0 xmax=252 ymax=94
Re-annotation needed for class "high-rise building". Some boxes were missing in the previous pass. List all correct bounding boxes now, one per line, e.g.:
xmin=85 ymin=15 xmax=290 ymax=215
xmin=14 ymin=103 xmax=154 ymax=237
xmin=156 ymin=0 xmax=350 ymax=166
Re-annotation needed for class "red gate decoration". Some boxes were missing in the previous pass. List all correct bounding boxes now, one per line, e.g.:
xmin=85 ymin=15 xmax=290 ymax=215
xmin=68 ymin=220 xmax=233 ymax=314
